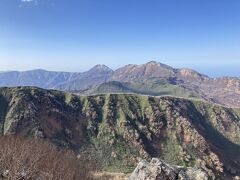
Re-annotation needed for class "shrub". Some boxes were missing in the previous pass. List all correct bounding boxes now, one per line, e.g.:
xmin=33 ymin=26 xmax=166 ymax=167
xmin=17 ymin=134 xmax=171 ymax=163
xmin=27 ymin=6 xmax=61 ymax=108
xmin=0 ymin=136 xmax=92 ymax=180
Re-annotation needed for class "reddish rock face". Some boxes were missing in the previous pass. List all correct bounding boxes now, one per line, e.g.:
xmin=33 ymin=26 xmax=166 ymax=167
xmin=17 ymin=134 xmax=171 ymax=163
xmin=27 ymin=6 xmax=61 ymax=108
xmin=110 ymin=61 xmax=176 ymax=81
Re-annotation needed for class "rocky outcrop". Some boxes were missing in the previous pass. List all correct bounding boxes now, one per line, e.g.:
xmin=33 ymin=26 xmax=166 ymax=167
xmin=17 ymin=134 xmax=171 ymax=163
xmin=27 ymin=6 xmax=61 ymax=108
xmin=129 ymin=158 xmax=209 ymax=180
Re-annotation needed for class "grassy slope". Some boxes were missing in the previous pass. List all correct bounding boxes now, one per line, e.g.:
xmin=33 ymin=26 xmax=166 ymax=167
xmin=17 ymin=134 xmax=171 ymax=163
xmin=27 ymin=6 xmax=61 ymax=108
xmin=81 ymin=80 xmax=201 ymax=99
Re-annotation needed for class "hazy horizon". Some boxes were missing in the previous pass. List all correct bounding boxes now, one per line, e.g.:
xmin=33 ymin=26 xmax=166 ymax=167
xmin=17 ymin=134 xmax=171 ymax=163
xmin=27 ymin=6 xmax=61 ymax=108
xmin=0 ymin=60 xmax=239 ymax=78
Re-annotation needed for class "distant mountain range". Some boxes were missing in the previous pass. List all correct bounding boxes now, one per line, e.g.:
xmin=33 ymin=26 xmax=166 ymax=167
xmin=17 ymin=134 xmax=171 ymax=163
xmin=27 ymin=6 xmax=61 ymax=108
xmin=0 ymin=61 xmax=240 ymax=107
xmin=0 ymin=65 xmax=113 ymax=91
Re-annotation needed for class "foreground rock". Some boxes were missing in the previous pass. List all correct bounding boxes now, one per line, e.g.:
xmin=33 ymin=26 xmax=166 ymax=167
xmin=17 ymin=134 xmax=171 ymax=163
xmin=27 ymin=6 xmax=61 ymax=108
xmin=129 ymin=158 xmax=209 ymax=180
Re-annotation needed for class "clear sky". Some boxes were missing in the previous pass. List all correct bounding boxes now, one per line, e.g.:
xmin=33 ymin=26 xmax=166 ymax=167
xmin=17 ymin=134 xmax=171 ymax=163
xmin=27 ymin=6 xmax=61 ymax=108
xmin=0 ymin=0 xmax=239 ymax=77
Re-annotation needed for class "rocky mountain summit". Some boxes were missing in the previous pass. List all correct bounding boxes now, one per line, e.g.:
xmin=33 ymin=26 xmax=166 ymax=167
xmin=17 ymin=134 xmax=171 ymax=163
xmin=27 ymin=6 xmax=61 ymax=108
xmin=110 ymin=61 xmax=208 ymax=82
xmin=0 ymin=87 xmax=239 ymax=179
xmin=129 ymin=158 xmax=208 ymax=180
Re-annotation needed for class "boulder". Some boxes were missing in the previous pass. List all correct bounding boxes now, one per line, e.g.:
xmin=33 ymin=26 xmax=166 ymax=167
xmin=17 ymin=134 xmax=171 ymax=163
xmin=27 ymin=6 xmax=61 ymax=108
xmin=129 ymin=158 xmax=209 ymax=180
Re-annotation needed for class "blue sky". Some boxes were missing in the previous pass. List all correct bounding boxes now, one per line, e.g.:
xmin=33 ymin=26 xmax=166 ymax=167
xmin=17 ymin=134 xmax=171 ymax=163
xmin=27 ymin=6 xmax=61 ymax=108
xmin=0 ymin=0 xmax=239 ymax=76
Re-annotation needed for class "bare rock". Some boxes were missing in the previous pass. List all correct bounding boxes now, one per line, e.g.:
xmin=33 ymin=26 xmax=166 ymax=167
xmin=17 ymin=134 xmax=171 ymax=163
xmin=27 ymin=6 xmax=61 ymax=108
xmin=129 ymin=158 xmax=209 ymax=180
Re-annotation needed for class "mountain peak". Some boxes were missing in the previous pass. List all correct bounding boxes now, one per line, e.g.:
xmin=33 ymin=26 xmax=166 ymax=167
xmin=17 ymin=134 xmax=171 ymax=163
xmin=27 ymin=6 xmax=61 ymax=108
xmin=146 ymin=60 xmax=159 ymax=65
xmin=90 ymin=64 xmax=113 ymax=72
xmin=145 ymin=61 xmax=173 ymax=69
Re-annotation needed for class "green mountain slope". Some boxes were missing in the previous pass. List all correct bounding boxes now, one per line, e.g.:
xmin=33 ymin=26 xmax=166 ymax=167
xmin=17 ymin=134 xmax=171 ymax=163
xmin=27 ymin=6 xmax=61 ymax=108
xmin=80 ymin=80 xmax=201 ymax=99
xmin=0 ymin=87 xmax=239 ymax=179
